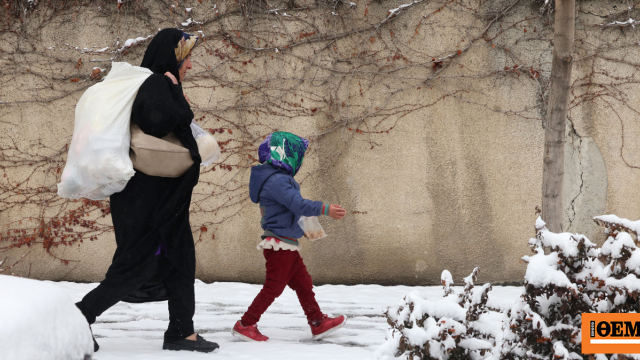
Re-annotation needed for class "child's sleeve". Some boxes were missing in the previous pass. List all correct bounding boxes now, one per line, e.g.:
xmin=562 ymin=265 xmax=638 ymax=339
xmin=268 ymin=177 xmax=329 ymax=217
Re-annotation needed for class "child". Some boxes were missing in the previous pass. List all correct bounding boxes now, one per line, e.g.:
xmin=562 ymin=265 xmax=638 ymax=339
xmin=232 ymin=131 xmax=347 ymax=342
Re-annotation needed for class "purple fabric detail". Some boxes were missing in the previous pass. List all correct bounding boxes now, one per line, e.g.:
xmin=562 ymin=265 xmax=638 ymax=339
xmin=258 ymin=134 xmax=272 ymax=164
xmin=155 ymin=242 xmax=167 ymax=256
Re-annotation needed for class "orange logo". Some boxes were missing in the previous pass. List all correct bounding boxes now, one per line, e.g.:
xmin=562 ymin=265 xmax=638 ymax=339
xmin=582 ymin=313 xmax=640 ymax=354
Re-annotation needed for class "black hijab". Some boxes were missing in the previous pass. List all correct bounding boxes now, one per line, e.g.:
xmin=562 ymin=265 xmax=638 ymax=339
xmin=140 ymin=28 xmax=183 ymax=82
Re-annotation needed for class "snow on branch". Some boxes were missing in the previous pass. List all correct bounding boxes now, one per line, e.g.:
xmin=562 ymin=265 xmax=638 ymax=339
xmin=597 ymin=18 xmax=639 ymax=28
xmin=337 ymin=0 xmax=357 ymax=9
xmin=377 ymin=0 xmax=425 ymax=29
xmin=119 ymin=36 xmax=153 ymax=52
xmin=181 ymin=18 xmax=203 ymax=27
xmin=594 ymin=214 xmax=640 ymax=237
xmin=441 ymin=269 xmax=454 ymax=296
xmin=63 ymin=34 xmax=153 ymax=60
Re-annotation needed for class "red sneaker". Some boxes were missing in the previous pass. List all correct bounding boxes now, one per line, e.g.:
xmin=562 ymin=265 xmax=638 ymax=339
xmin=310 ymin=314 xmax=347 ymax=340
xmin=232 ymin=321 xmax=269 ymax=342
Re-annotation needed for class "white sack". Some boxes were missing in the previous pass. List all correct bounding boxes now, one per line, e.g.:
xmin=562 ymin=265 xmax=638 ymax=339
xmin=191 ymin=120 xmax=221 ymax=167
xmin=57 ymin=62 xmax=152 ymax=200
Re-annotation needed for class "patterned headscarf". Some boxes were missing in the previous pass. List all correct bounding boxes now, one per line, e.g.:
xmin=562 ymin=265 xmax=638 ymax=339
xmin=175 ymin=32 xmax=198 ymax=68
xmin=258 ymin=132 xmax=309 ymax=176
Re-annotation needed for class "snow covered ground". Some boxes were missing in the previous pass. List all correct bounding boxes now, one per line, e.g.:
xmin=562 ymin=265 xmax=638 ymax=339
xmin=52 ymin=281 xmax=522 ymax=360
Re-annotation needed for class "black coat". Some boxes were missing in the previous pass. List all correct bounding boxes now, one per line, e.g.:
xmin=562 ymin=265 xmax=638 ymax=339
xmin=105 ymin=29 xmax=201 ymax=302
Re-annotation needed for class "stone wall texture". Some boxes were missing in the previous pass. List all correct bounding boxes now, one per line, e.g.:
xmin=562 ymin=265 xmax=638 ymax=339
xmin=1 ymin=0 xmax=638 ymax=285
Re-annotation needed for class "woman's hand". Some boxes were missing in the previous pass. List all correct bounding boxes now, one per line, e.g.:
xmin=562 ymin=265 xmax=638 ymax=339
xmin=165 ymin=72 xmax=191 ymax=105
xmin=164 ymin=71 xmax=178 ymax=85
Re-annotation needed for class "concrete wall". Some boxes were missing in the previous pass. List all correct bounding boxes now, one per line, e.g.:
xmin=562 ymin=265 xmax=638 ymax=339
xmin=1 ymin=0 xmax=638 ymax=285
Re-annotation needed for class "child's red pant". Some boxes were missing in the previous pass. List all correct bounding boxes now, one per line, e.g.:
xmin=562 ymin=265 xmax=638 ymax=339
xmin=241 ymin=249 xmax=323 ymax=326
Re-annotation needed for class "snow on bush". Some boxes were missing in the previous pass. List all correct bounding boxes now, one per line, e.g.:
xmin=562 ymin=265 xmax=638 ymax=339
xmin=0 ymin=275 xmax=94 ymax=360
xmin=376 ymin=215 xmax=640 ymax=360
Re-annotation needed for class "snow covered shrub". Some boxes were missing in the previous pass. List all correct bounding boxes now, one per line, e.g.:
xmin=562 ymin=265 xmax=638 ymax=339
xmin=377 ymin=267 xmax=503 ymax=360
xmin=497 ymin=218 xmax=597 ymax=359
xmin=502 ymin=215 xmax=640 ymax=359
xmin=377 ymin=215 xmax=640 ymax=360
xmin=591 ymin=216 xmax=640 ymax=315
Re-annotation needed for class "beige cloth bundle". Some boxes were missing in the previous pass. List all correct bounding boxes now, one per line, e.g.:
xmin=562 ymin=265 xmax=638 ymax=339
xmin=129 ymin=124 xmax=194 ymax=178
xmin=129 ymin=121 xmax=221 ymax=178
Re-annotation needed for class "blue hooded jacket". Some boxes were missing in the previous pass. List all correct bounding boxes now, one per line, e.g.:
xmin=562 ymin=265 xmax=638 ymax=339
xmin=248 ymin=132 xmax=329 ymax=245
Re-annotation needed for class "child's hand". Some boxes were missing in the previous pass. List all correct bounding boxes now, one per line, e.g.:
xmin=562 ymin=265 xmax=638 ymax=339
xmin=329 ymin=204 xmax=346 ymax=220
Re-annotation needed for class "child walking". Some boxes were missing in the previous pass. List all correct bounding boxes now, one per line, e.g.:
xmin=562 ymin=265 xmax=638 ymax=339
xmin=232 ymin=131 xmax=347 ymax=342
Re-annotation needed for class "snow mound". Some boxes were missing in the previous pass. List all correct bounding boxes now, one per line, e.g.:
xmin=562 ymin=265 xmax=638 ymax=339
xmin=0 ymin=275 xmax=93 ymax=360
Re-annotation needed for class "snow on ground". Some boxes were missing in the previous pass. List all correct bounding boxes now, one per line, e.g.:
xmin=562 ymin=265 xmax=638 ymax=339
xmin=50 ymin=281 xmax=522 ymax=360
xmin=0 ymin=275 xmax=93 ymax=360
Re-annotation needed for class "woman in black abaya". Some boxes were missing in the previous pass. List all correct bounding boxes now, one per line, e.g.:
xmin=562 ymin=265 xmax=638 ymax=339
xmin=75 ymin=28 xmax=218 ymax=353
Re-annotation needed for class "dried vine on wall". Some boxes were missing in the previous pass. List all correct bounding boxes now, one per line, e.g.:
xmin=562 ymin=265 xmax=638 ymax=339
xmin=0 ymin=0 xmax=638 ymax=275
